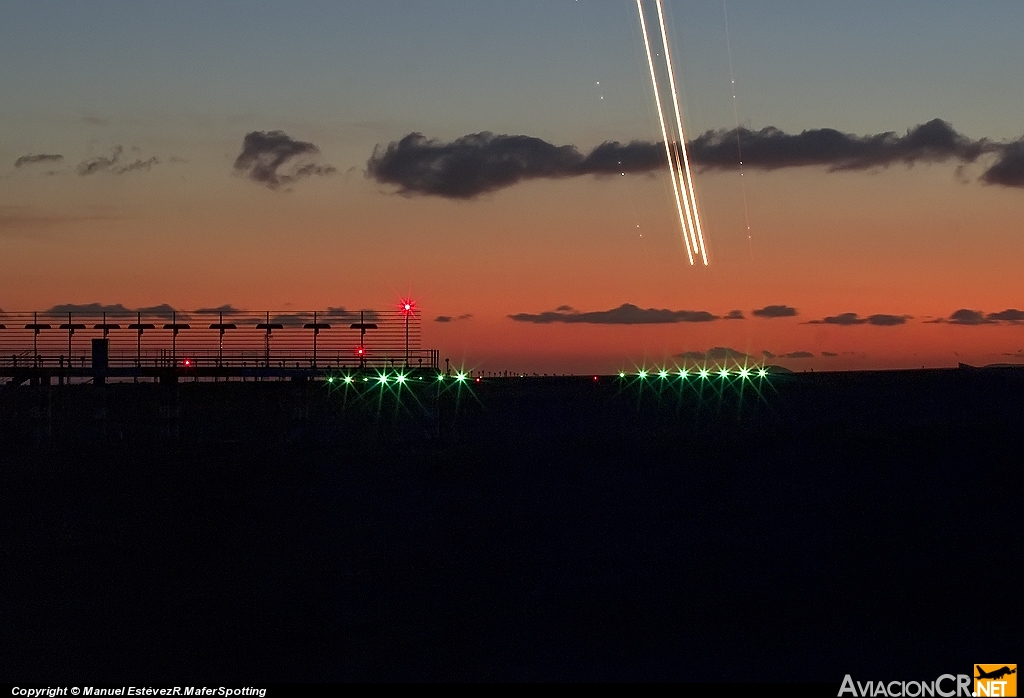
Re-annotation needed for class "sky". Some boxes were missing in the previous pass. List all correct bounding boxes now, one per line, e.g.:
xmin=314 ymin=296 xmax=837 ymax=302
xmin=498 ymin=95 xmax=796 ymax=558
xmin=2 ymin=0 xmax=1024 ymax=373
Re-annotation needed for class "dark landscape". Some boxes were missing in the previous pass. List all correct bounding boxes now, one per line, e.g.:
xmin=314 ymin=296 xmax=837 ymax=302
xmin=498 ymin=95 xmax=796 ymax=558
xmin=1 ymin=368 xmax=1021 ymax=682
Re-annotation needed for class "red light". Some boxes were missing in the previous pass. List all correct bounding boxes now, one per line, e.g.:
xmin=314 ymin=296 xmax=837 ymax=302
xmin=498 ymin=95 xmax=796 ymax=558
xmin=356 ymin=347 xmax=365 ymax=355
xmin=475 ymin=377 xmax=480 ymax=383
xmin=183 ymin=358 xmax=191 ymax=367
xmin=398 ymin=297 xmax=416 ymax=315
xmin=593 ymin=376 xmax=598 ymax=381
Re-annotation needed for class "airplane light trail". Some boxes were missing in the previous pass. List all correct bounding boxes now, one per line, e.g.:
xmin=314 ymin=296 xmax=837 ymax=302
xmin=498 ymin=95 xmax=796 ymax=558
xmin=636 ymin=0 xmax=708 ymax=266
xmin=635 ymin=0 xmax=694 ymax=266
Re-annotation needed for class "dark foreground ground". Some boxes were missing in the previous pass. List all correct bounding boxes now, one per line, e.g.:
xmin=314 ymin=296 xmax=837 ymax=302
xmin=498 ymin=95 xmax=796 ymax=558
xmin=1 ymin=369 xmax=1021 ymax=682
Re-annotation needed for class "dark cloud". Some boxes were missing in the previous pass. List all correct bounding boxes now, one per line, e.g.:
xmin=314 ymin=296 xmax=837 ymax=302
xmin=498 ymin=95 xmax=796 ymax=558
xmin=821 ymin=351 xmax=839 ymax=357
xmin=15 ymin=153 xmax=63 ymax=168
xmin=780 ymin=351 xmax=814 ymax=359
xmin=723 ymin=310 xmax=744 ymax=320
xmin=435 ymin=316 xmax=453 ymax=323
xmin=762 ymin=350 xmax=776 ymax=359
xmin=867 ymin=314 xmax=910 ymax=326
xmin=293 ymin=162 xmax=338 ymax=178
xmin=947 ymin=309 xmax=993 ymax=326
xmin=46 ymin=303 xmax=134 ymax=317
xmin=689 ymin=119 xmax=989 ymax=172
xmin=986 ymin=308 xmax=1024 ymax=324
xmin=931 ymin=308 xmax=1023 ymax=325
xmin=367 ymin=132 xmax=588 ymax=199
xmin=509 ymin=303 xmax=718 ymax=325
xmin=436 ymin=313 xmax=473 ymax=323
xmin=233 ymin=130 xmax=337 ymax=189
xmin=325 ymin=307 xmax=379 ymax=322
xmin=195 ymin=305 xmax=243 ymax=316
xmin=269 ymin=313 xmax=313 ymax=327
xmin=809 ymin=312 xmax=865 ymax=326
xmin=77 ymin=146 xmax=160 ymax=176
xmin=77 ymin=148 xmax=122 ymax=176
xmin=980 ymin=140 xmax=1024 ymax=188
xmin=676 ymin=347 xmax=753 ymax=361
xmin=136 ymin=304 xmax=179 ymax=319
xmin=43 ymin=302 xmax=183 ymax=318
xmin=367 ymin=120 xmax=1003 ymax=199
xmin=808 ymin=312 xmax=909 ymax=326
xmin=752 ymin=304 xmax=797 ymax=319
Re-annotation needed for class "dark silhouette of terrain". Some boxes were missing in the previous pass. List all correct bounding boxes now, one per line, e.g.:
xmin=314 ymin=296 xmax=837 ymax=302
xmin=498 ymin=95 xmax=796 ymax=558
xmin=0 ymin=369 xmax=1021 ymax=682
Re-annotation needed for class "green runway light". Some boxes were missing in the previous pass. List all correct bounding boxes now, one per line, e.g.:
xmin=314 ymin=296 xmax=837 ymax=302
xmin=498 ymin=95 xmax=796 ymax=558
xmin=739 ymin=368 xmax=750 ymax=379
xmin=363 ymin=377 xmax=368 ymax=382
xmin=658 ymin=370 xmax=668 ymax=379
xmin=438 ymin=374 xmax=445 ymax=381
xmin=699 ymin=369 xmax=709 ymax=379
xmin=619 ymin=371 xmax=626 ymax=378
xmin=456 ymin=372 xmax=467 ymax=382
xmin=638 ymin=370 xmax=648 ymax=379
xmin=344 ymin=376 xmax=353 ymax=384
xmin=718 ymin=369 xmax=729 ymax=378
xmin=396 ymin=373 xmax=406 ymax=384
xmin=678 ymin=369 xmax=688 ymax=379
xmin=758 ymin=368 xmax=768 ymax=378
xmin=327 ymin=377 xmax=334 ymax=383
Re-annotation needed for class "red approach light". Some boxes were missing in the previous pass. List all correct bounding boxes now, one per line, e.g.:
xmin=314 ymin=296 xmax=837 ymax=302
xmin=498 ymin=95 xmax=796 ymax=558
xmin=475 ymin=377 xmax=480 ymax=383
xmin=593 ymin=376 xmax=599 ymax=381
xmin=398 ymin=297 xmax=416 ymax=315
xmin=183 ymin=358 xmax=192 ymax=367
xmin=356 ymin=346 xmax=365 ymax=356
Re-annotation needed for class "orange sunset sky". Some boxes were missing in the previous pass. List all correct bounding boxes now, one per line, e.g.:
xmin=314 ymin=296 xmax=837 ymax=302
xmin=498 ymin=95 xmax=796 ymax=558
xmin=3 ymin=1 xmax=1023 ymax=373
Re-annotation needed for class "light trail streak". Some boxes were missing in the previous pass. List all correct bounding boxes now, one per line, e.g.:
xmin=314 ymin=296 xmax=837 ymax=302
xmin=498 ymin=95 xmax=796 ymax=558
xmin=635 ymin=0 xmax=695 ymax=266
xmin=654 ymin=0 xmax=708 ymax=265
xmin=635 ymin=0 xmax=708 ymax=266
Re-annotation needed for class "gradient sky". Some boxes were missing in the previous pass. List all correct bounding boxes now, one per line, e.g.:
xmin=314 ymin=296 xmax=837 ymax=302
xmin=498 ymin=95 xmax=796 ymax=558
xmin=3 ymin=0 xmax=1023 ymax=373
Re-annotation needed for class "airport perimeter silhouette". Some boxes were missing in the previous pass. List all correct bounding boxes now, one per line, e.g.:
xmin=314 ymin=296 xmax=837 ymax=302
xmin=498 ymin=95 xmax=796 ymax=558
xmin=1 ymin=361 xmax=1021 ymax=682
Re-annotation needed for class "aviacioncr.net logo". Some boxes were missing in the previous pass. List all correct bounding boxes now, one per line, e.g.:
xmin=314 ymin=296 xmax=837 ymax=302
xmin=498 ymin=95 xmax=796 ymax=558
xmin=838 ymin=674 xmax=972 ymax=697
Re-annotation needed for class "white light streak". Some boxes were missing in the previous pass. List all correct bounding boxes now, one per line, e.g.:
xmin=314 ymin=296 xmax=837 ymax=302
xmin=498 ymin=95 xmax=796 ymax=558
xmin=636 ymin=0 xmax=709 ymax=266
xmin=636 ymin=0 xmax=694 ymax=266
xmin=655 ymin=0 xmax=707 ymax=265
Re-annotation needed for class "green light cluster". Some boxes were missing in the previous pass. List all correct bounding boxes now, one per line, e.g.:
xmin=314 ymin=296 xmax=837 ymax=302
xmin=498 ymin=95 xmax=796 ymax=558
xmin=614 ymin=359 xmax=775 ymax=405
xmin=618 ymin=362 xmax=772 ymax=382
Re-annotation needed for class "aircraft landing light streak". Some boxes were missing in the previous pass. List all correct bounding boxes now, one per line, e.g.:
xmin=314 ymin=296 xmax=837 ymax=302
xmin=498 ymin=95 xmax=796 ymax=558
xmin=636 ymin=0 xmax=708 ymax=266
